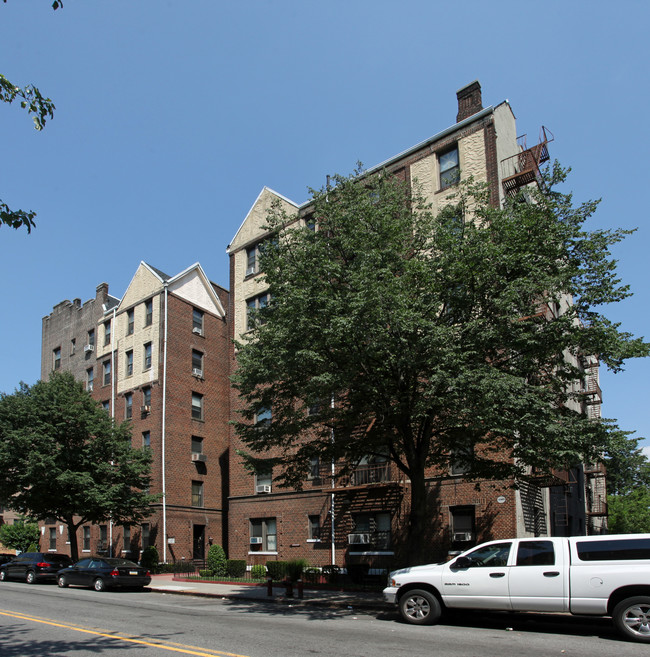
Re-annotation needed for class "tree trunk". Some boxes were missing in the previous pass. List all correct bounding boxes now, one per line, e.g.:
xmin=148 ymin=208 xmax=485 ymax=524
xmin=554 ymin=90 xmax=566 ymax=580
xmin=406 ymin=464 xmax=431 ymax=565
xmin=65 ymin=518 xmax=80 ymax=562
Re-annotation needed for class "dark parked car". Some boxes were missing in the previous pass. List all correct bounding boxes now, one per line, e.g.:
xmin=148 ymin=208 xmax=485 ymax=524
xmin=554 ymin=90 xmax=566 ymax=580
xmin=0 ymin=553 xmax=16 ymax=566
xmin=0 ymin=552 xmax=73 ymax=583
xmin=57 ymin=557 xmax=151 ymax=592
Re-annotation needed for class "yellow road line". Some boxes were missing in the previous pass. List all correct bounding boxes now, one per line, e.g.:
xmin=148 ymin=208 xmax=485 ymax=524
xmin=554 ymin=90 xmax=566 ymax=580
xmin=0 ymin=608 xmax=249 ymax=657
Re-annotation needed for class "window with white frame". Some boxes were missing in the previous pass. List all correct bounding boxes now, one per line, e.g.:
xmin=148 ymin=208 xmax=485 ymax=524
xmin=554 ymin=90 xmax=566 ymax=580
xmin=439 ymin=146 xmax=460 ymax=189
xmin=255 ymin=469 xmax=272 ymax=494
xmin=103 ymin=360 xmax=111 ymax=386
xmin=191 ymin=481 xmax=204 ymax=507
xmin=192 ymin=392 xmax=204 ymax=420
xmin=192 ymin=349 xmax=203 ymax=377
xmin=86 ymin=367 xmax=94 ymax=392
xmin=127 ymin=309 xmax=135 ymax=335
xmin=192 ymin=307 xmax=204 ymax=335
xmin=308 ymin=515 xmax=321 ymax=541
xmin=249 ymin=518 xmax=277 ymax=552
xmin=87 ymin=329 xmax=95 ymax=347
xmin=53 ymin=347 xmax=61 ymax=371
xmin=144 ymin=298 xmax=153 ymax=326
xmin=126 ymin=350 xmax=133 ymax=377
xmin=143 ymin=342 xmax=152 ymax=370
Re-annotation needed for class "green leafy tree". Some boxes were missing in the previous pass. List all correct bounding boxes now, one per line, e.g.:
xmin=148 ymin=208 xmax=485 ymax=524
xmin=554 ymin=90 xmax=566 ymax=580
xmin=233 ymin=164 xmax=649 ymax=564
xmin=0 ymin=519 xmax=40 ymax=553
xmin=603 ymin=431 xmax=650 ymax=496
xmin=0 ymin=372 xmax=158 ymax=561
xmin=608 ymin=489 xmax=650 ymax=534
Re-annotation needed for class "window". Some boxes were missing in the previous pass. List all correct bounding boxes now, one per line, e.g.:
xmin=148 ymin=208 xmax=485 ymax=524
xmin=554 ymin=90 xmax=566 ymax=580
xmin=192 ymin=349 xmax=204 ymax=377
xmin=103 ymin=360 xmax=111 ymax=386
xmin=255 ymin=469 xmax=272 ymax=493
xmin=192 ymin=392 xmax=204 ymax=420
xmin=191 ymin=481 xmax=204 ymax=507
xmin=125 ymin=393 xmax=133 ymax=420
xmin=123 ymin=526 xmax=131 ymax=552
xmin=144 ymin=299 xmax=153 ymax=326
xmin=246 ymin=293 xmax=269 ymax=330
xmin=191 ymin=436 xmax=203 ymax=454
xmin=104 ymin=320 xmax=111 ymax=346
xmin=102 ymin=400 xmax=110 ymax=413
xmin=70 ymin=338 xmax=76 ymax=355
xmin=192 ymin=308 xmax=204 ymax=335
xmin=576 ymin=538 xmax=650 ymax=561
xmin=308 ymin=515 xmax=321 ymax=541
xmin=86 ymin=367 xmax=94 ymax=392
xmin=127 ymin=309 xmax=135 ymax=335
xmin=49 ymin=527 xmax=57 ymax=550
xmin=143 ymin=342 xmax=152 ymax=370
xmin=439 ymin=146 xmax=460 ymax=189
xmin=516 ymin=540 xmax=555 ymax=566
xmin=87 ymin=329 xmax=95 ymax=347
xmin=245 ymin=244 xmax=259 ymax=276
xmin=141 ymin=523 xmax=150 ymax=548
xmin=142 ymin=431 xmax=150 ymax=449
xmin=125 ymin=350 xmax=133 ymax=376
xmin=99 ymin=524 xmax=108 ymax=552
xmin=82 ymin=526 xmax=91 ymax=551
xmin=450 ymin=506 xmax=475 ymax=543
xmin=249 ymin=518 xmax=277 ymax=552
xmin=455 ymin=542 xmax=512 ymax=568
xmin=308 ymin=456 xmax=321 ymax=480
xmin=450 ymin=443 xmax=473 ymax=475
xmin=53 ymin=347 xmax=61 ymax=370
xmin=142 ymin=386 xmax=151 ymax=408
xmin=352 ymin=512 xmax=391 ymax=549
xmin=255 ymin=407 xmax=271 ymax=427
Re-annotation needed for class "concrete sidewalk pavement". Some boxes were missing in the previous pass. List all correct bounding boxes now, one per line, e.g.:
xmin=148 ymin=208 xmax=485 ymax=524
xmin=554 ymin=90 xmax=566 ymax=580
xmin=147 ymin=573 xmax=390 ymax=611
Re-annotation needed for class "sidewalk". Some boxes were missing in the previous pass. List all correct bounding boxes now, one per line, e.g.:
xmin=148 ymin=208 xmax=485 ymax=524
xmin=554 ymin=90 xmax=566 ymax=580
xmin=148 ymin=573 xmax=390 ymax=611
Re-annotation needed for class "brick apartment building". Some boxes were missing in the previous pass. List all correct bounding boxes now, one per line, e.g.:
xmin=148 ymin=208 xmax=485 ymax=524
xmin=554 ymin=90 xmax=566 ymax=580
xmin=225 ymin=80 xmax=607 ymax=571
xmin=33 ymin=81 xmax=606 ymax=569
xmin=40 ymin=262 xmax=230 ymax=562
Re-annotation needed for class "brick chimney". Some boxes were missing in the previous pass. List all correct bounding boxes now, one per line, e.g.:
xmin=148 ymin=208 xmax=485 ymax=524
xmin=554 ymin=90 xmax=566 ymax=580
xmin=456 ymin=80 xmax=483 ymax=123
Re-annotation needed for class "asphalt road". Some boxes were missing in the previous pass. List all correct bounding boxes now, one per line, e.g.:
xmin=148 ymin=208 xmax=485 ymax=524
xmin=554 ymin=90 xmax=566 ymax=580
xmin=0 ymin=580 xmax=644 ymax=657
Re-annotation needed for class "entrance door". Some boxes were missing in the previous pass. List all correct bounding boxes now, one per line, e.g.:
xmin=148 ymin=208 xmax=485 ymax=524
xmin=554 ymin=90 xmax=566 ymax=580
xmin=193 ymin=525 xmax=206 ymax=561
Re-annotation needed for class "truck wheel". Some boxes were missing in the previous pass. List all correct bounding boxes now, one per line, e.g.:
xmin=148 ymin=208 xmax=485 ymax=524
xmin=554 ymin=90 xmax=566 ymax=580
xmin=613 ymin=596 xmax=650 ymax=643
xmin=399 ymin=589 xmax=442 ymax=625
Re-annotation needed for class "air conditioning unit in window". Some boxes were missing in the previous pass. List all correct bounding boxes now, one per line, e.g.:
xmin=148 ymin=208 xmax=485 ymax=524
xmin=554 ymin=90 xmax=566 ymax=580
xmin=192 ymin=327 xmax=203 ymax=335
xmin=141 ymin=405 xmax=151 ymax=414
xmin=453 ymin=532 xmax=474 ymax=542
xmin=191 ymin=452 xmax=207 ymax=462
xmin=250 ymin=537 xmax=263 ymax=544
xmin=84 ymin=344 xmax=95 ymax=353
xmin=192 ymin=368 xmax=203 ymax=377
xmin=256 ymin=485 xmax=271 ymax=494
xmin=347 ymin=533 xmax=371 ymax=545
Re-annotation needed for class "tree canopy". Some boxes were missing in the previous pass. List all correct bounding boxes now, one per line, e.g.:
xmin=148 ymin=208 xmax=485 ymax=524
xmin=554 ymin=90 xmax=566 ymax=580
xmin=0 ymin=520 xmax=40 ymax=553
xmin=232 ymin=164 xmax=649 ymax=562
xmin=0 ymin=372 xmax=157 ymax=561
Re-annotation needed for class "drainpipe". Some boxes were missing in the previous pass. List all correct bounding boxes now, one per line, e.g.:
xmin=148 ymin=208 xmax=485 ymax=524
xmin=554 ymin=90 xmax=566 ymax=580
xmin=109 ymin=306 xmax=117 ymax=558
xmin=161 ymin=284 xmax=169 ymax=562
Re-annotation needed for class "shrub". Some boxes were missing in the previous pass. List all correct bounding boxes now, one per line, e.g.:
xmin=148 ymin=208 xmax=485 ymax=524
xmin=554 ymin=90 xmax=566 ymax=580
xmin=322 ymin=564 xmax=340 ymax=584
xmin=140 ymin=546 xmax=159 ymax=572
xmin=265 ymin=560 xmax=287 ymax=581
xmin=250 ymin=564 xmax=266 ymax=579
xmin=286 ymin=558 xmax=308 ymax=581
xmin=206 ymin=544 xmax=227 ymax=577
xmin=157 ymin=562 xmax=195 ymax=574
xmin=198 ymin=569 xmax=213 ymax=578
xmin=226 ymin=559 xmax=247 ymax=578
xmin=303 ymin=567 xmax=321 ymax=584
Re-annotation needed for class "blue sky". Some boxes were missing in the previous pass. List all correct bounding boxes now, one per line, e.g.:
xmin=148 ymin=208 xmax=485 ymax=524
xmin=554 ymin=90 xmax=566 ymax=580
xmin=1 ymin=1 xmax=648 ymax=451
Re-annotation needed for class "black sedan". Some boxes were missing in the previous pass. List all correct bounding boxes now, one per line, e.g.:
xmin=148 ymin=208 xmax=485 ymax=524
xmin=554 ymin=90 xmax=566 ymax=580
xmin=57 ymin=557 xmax=151 ymax=591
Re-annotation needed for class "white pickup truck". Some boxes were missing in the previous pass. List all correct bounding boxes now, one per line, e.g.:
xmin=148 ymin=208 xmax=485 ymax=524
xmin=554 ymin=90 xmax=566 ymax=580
xmin=383 ymin=534 xmax=650 ymax=643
